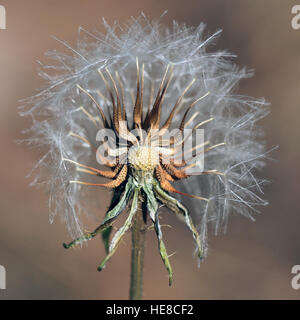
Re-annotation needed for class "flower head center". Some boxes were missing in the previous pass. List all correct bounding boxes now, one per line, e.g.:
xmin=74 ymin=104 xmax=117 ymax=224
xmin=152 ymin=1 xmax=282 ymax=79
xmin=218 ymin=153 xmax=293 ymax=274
xmin=128 ymin=145 xmax=159 ymax=172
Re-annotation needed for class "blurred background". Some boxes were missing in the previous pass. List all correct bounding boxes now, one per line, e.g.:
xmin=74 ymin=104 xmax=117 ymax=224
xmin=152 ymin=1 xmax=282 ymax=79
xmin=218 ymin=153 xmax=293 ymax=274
xmin=0 ymin=0 xmax=299 ymax=299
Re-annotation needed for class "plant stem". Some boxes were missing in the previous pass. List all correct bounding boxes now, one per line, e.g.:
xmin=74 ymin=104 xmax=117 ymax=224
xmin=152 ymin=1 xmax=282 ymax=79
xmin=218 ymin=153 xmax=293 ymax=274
xmin=129 ymin=200 xmax=146 ymax=300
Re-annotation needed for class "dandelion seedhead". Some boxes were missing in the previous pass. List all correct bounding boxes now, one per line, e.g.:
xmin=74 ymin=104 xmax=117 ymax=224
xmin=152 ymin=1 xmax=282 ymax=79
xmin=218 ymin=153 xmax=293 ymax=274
xmin=21 ymin=14 xmax=270 ymax=287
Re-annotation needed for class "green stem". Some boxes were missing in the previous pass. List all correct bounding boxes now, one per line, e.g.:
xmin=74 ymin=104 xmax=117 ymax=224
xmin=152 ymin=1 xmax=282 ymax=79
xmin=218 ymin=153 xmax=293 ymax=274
xmin=129 ymin=198 xmax=146 ymax=300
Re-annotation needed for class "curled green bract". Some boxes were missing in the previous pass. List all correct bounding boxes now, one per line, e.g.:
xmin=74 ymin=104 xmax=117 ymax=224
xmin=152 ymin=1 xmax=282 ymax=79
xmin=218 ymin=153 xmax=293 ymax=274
xmin=63 ymin=175 xmax=202 ymax=285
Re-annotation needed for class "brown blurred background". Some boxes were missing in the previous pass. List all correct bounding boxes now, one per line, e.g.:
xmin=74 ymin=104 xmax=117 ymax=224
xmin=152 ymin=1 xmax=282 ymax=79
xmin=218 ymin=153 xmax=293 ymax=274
xmin=0 ymin=0 xmax=299 ymax=300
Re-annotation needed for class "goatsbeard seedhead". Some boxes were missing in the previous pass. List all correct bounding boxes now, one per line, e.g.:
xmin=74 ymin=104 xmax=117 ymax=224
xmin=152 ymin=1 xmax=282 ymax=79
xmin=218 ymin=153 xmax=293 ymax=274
xmin=21 ymin=14 xmax=270 ymax=284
